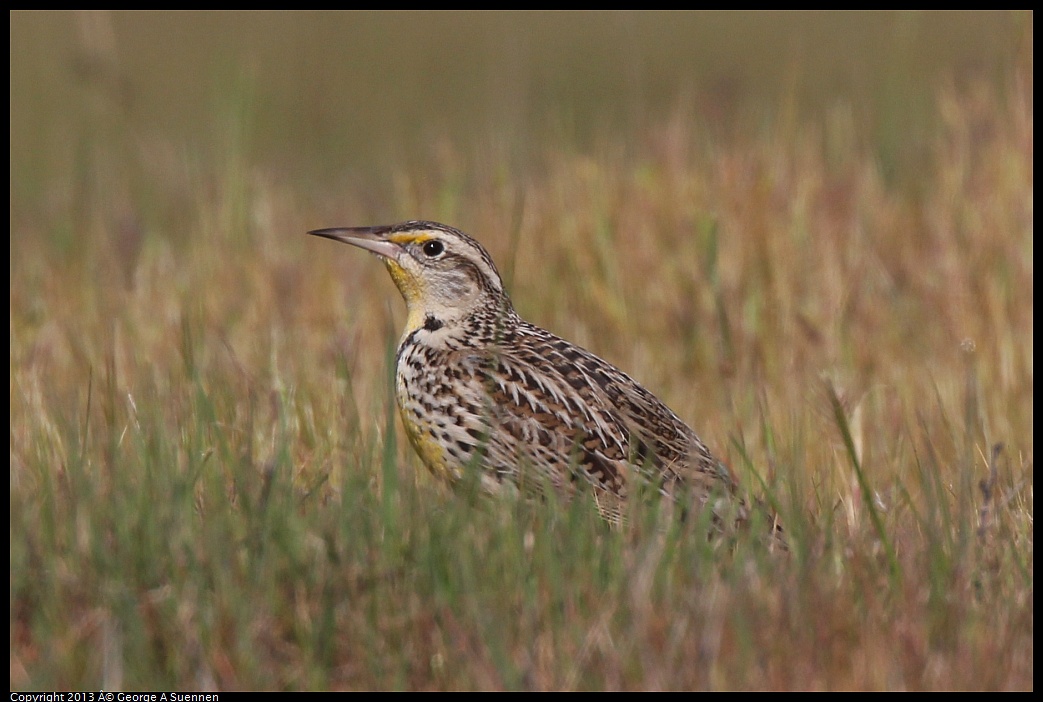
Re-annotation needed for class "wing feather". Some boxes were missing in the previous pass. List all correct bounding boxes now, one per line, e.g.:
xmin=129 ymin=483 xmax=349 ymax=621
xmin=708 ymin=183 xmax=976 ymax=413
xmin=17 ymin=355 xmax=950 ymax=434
xmin=448 ymin=320 xmax=738 ymax=517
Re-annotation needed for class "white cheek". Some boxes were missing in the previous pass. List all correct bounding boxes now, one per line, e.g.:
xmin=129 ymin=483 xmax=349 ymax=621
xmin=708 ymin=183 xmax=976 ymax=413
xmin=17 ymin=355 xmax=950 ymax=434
xmin=436 ymin=272 xmax=478 ymax=302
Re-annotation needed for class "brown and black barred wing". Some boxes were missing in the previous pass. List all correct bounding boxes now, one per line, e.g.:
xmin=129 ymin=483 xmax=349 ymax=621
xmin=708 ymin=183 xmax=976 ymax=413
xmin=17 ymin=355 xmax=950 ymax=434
xmin=449 ymin=322 xmax=739 ymax=522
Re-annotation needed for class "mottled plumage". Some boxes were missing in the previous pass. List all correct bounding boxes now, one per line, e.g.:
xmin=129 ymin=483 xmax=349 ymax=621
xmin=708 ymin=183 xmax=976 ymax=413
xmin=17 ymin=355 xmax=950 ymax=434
xmin=310 ymin=220 xmax=781 ymax=538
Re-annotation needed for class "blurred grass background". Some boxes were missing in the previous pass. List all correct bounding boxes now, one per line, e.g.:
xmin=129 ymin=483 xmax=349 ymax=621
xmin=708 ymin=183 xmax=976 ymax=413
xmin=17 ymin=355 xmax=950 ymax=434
xmin=10 ymin=10 xmax=1033 ymax=690
xmin=10 ymin=11 xmax=1030 ymax=198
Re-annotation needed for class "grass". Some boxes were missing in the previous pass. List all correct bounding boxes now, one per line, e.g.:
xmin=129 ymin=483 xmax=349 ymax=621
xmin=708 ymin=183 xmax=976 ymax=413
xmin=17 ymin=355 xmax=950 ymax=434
xmin=10 ymin=11 xmax=1033 ymax=691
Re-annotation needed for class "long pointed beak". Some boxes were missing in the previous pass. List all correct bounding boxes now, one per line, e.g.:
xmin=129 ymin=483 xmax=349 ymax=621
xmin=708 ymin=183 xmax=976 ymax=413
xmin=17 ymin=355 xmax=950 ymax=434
xmin=308 ymin=226 xmax=403 ymax=260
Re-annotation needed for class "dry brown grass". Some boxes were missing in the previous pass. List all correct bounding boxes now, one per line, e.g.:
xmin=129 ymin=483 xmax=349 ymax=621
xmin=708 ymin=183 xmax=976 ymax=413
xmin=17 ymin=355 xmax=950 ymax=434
xmin=10 ymin=12 xmax=1032 ymax=691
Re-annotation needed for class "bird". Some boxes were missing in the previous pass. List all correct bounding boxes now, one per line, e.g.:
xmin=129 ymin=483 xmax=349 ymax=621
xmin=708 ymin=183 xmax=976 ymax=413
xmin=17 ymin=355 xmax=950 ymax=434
xmin=310 ymin=220 xmax=781 ymax=539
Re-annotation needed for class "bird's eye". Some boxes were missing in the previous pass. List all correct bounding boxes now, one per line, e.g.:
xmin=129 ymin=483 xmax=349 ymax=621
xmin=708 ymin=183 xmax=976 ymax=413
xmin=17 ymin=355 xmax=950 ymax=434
xmin=422 ymin=240 xmax=445 ymax=257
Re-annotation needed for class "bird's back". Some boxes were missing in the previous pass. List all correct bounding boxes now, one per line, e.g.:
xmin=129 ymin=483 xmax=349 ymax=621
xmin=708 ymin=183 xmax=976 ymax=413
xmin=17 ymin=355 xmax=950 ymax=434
xmin=396 ymin=304 xmax=742 ymax=525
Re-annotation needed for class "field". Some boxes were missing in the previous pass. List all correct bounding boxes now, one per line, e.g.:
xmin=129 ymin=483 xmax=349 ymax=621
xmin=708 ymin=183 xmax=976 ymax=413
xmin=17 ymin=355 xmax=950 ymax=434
xmin=10 ymin=11 xmax=1033 ymax=690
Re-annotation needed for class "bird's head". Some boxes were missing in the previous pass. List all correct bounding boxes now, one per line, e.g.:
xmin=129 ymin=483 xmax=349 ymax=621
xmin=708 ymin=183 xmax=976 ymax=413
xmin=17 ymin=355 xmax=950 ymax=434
xmin=309 ymin=220 xmax=510 ymax=333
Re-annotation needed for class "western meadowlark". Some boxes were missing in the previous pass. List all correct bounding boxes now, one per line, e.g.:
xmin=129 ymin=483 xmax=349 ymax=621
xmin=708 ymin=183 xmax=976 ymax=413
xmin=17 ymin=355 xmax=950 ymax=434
xmin=310 ymin=220 xmax=780 ymax=539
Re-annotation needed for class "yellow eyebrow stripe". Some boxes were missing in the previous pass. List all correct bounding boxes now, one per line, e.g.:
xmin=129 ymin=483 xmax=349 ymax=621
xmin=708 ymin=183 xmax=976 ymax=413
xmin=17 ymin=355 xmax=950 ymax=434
xmin=387 ymin=231 xmax=438 ymax=245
